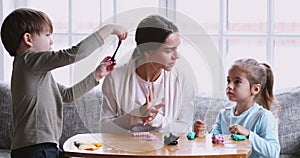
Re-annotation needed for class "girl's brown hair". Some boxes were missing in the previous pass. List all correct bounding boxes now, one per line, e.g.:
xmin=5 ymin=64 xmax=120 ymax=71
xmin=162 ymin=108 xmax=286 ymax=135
xmin=231 ymin=58 xmax=279 ymax=121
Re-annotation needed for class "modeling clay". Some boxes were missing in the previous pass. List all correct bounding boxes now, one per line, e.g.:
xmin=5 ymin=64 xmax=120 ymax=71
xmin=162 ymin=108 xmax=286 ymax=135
xmin=132 ymin=132 xmax=150 ymax=137
xmin=132 ymin=132 xmax=157 ymax=140
xmin=211 ymin=134 xmax=224 ymax=144
xmin=187 ymin=132 xmax=196 ymax=140
xmin=164 ymin=133 xmax=179 ymax=145
xmin=73 ymin=141 xmax=103 ymax=150
xmin=231 ymin=134 xmax=246 ymax=141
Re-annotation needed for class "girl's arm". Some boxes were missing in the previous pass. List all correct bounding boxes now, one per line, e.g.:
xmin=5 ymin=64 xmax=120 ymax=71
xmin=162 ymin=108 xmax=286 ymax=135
xmin=249 ymin=111 xmax=280 ymax=157
xmin=210 ymin=112 xmax=223 ymax=134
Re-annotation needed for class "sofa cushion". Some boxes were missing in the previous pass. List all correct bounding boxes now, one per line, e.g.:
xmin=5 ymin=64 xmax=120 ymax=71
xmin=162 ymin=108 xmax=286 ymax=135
xmin=193 ymin=95 xmax=232 ymax=132
xmin=59 ymin=88 xmax=102 ymax=148
xmin=0 ymin=149 xmax=10 ymax=158
xmin=0 ymin=82 xmax=12 ymax=150
xmin=276 ymin=87 xmax=300 ymax=155
xmin=280 ymin=154 xmax=300 ymax=158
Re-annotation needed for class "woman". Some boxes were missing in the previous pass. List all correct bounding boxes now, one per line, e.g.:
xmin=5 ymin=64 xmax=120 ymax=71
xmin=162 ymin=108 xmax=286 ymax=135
xmin=100 ymin=15 xmax=197 ymax=133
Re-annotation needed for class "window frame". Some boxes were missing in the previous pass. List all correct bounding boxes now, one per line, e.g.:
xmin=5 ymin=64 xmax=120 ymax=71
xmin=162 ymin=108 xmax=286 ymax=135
xmin=0 ymin=0 xmax=299 ymax=90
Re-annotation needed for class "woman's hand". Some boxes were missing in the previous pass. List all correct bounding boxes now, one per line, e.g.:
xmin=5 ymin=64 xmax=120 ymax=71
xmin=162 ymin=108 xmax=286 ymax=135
xmin=140 ymin=83 xmax=165 ymax=126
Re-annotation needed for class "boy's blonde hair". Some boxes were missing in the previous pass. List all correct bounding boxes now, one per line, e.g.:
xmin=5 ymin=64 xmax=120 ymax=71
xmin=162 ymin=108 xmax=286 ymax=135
xmin=1 ymin=8 xmax=53 ymax=56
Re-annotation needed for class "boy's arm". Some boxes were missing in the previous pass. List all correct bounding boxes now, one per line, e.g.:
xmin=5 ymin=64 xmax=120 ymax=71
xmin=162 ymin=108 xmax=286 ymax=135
xmin=58 ymin=56 xmax=116 ymax=103
xmin=24 ymin=32 xmax=104 ymax=74
xmin=24 ymin=24 xmax=127 ymax=74
xmin=57 ymin=72 xmax=99 ymax=103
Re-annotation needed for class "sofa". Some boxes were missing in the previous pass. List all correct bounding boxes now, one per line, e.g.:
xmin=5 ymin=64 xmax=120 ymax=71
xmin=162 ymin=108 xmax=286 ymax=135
xmin=0 ymin=81 xmax=299 ymax=158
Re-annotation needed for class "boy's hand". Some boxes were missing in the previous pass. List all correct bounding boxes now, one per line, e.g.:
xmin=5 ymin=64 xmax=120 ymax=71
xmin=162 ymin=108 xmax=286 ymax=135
xmin=98 ymin=24 xmax=128 ymax=41
xmin=111 ymin=24 xmax=128 ymax=40
xmin=93 ymin=56 xmax=116 ymax=81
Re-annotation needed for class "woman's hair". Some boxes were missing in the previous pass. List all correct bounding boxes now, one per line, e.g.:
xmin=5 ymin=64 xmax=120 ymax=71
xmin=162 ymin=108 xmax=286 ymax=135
xmin=1 ymin=8 xmax=53 ymax=56
xmin=132 ymin=15 xmax=178 ymax=59
xmin=230 ymin=58 xmax=279 ymax=121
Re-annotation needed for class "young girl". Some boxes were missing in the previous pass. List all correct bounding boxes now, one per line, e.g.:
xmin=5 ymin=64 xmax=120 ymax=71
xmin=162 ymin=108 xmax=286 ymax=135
xmin=195 ymin=58 xmax=280 ymax=158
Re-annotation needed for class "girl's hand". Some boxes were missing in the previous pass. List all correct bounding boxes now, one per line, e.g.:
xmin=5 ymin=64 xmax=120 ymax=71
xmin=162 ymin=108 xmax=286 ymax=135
xmin=229 ymin=124 xmax=250 ymax=137
xmin=93 ymin=56 xmax=116 ymax=81
xmin=193 ymin=119 xmax=206 ymax=137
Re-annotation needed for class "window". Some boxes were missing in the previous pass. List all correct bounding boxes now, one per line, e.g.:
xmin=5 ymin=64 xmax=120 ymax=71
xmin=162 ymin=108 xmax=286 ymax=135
xmin=176 ymin=0 xmax=300 ymax=92
xmin=227 ymin=0 xmax=267 ymax=33
xmin=1 ymin=0 xmax=300 ymax=94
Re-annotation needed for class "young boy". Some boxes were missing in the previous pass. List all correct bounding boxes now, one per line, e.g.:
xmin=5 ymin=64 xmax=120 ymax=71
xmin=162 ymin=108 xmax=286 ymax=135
xmin=0 ymin=8 xmax=127 ymax=158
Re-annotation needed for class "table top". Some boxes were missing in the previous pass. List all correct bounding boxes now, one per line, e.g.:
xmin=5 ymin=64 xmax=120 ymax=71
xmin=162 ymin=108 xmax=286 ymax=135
xmin=63 ymin=133 xmax=252 ymax=158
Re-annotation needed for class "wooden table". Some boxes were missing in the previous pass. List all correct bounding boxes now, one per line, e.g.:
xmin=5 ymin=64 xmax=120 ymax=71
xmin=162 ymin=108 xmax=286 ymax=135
xmin=63 ymin=133 xmax=252 ymax=158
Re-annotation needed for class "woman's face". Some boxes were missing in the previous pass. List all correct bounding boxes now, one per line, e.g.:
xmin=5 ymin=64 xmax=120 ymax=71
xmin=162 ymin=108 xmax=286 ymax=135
xmin=147 ymin=32 xmax=181 ymax=71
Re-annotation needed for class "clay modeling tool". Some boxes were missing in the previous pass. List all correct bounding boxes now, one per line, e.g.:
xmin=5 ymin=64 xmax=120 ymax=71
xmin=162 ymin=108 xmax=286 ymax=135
xmin=111 ymin=40 xmax=122 ymax=62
